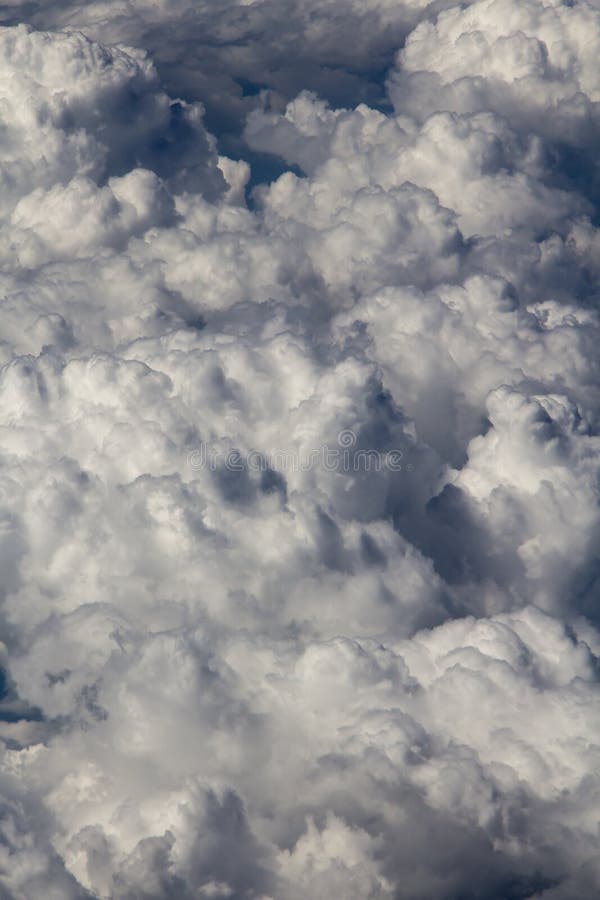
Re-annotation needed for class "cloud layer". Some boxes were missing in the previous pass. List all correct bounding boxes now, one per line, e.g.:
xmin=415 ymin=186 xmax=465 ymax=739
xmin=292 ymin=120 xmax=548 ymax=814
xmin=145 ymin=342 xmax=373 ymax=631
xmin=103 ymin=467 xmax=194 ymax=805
xmin=1 ymin=2 xmax=600 ymax=898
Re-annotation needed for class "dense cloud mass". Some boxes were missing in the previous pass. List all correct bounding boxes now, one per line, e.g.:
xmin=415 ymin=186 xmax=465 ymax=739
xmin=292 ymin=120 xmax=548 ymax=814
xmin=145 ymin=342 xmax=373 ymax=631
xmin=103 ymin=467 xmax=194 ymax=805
xmin=1 ymin=1 xmax=600 ymax=898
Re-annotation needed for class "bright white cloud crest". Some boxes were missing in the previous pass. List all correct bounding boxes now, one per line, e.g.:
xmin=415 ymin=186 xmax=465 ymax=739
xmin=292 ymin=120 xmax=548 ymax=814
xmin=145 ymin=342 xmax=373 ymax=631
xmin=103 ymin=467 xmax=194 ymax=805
xmin=0 ymin=2 xmax=600 ymax=898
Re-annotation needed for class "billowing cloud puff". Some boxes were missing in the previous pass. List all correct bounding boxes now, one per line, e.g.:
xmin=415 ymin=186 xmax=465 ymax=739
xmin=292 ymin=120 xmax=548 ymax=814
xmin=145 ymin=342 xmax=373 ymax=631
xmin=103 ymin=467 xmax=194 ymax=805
xmin=0 ymin=1 xmax=600 ymax=898
xmin=0 ymin=0 xmax=456 ymax=142
xmin=391 ymin=0 xmax=600 ymax=125
xmin=0 ymin=24 xmax=224 ymax=216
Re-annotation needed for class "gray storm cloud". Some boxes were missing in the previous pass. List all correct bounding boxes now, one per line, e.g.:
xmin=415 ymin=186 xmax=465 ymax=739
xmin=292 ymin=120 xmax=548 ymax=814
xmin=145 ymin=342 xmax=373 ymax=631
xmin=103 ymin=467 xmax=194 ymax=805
xmin=1 ymin=2 xmax=600 ymax=898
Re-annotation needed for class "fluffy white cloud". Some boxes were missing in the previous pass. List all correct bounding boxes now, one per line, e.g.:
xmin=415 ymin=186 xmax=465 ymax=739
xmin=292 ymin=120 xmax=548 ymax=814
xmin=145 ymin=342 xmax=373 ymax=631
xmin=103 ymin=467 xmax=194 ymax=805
xmin=391 ymin=0 xmax=600 ymax=125
xmin=0 ymin=2 xmax=600 ymax=898
xmin=0 ymin=0 xmax=452 ymax=141
xmin=0 ymin=24 xmax=225 ymax=217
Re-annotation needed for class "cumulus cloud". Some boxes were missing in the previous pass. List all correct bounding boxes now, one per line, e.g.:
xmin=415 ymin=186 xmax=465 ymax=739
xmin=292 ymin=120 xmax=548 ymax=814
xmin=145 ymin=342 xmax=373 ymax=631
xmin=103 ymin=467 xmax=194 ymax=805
xmin=0 ymin=0 xmax=450 ymax=144
xmin=0 ymin=1 xmax=600 ymax=898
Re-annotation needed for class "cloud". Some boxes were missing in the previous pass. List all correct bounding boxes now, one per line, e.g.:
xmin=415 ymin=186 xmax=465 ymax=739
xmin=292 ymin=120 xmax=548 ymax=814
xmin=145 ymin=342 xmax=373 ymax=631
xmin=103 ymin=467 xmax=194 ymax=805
xmin=0 ymin=0 xmax=451 ymax=143
xmin=0 ymin=2 xmax=600 ymax=898
xmin=0 ymin=24 xmax=225 ymax=217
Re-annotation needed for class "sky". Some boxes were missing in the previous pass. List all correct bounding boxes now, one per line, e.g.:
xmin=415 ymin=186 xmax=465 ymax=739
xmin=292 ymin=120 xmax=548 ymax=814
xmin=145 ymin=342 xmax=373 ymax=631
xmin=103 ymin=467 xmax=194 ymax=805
xmin=1 ymin=1 xmax=600 ymax=898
